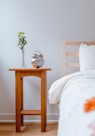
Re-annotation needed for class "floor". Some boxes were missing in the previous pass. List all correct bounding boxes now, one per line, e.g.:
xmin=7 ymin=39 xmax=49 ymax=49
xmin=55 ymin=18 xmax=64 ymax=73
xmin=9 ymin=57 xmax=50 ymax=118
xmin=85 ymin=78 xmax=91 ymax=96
xmin=0 ymin=122 xmax=58 ymax=136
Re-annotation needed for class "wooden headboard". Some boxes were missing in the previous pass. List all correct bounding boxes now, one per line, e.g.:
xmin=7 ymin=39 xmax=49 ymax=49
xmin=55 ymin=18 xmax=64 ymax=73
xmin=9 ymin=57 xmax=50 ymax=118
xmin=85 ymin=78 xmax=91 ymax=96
xmin=62 ymin=41 xmax=95 ymax=75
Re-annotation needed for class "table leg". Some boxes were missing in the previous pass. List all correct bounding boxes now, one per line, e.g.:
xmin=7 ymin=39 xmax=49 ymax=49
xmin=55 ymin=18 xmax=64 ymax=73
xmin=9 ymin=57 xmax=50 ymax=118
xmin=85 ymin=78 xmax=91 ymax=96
xmin=20 ymin=77 xmax=24 ymax=126
xmin=41 ymin=71 xmax=47 ymax=132
xmin=15 ymin=72 xmax=23 ymax=132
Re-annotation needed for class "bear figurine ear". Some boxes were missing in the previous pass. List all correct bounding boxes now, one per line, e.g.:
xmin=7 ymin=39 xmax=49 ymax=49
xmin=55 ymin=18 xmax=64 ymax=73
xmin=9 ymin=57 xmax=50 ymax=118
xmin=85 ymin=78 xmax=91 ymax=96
xmin=32 ymin=53 xmax=37 ymax=58
xmin=38 ymin=53 xmax=43 ymax=57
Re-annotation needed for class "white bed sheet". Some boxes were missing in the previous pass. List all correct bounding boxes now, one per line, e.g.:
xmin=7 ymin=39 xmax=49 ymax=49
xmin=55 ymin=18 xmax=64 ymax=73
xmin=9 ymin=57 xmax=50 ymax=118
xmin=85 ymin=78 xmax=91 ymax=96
xmin=49 ymin=70 xmax=95 ymax=136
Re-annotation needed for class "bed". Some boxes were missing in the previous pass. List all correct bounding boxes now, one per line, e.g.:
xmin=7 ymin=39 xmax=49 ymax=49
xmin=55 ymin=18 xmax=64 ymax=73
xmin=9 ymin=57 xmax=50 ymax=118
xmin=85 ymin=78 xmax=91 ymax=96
xmin=49 ymin=41 xmax=95 ymax=136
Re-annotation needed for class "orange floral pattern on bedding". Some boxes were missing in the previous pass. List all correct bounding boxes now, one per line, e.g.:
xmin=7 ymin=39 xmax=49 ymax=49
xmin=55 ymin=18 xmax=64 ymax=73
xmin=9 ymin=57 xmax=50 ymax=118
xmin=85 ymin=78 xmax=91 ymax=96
xmin=84 ymin=97 xmax=95 ymax=136
xmin=84 ymin=97 xmax=95 ymax=112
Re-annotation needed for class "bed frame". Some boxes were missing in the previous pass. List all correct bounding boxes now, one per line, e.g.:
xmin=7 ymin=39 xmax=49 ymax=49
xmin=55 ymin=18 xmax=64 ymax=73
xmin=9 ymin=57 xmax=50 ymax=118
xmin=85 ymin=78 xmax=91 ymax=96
xmin=62 ymin=41 xmax=95 ymax=75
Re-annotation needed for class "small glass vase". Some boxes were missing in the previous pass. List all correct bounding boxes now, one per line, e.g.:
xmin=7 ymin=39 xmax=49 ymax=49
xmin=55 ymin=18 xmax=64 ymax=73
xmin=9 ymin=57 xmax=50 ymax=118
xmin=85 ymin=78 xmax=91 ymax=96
xmin=21 ymin=49 xmax=26 ymax=68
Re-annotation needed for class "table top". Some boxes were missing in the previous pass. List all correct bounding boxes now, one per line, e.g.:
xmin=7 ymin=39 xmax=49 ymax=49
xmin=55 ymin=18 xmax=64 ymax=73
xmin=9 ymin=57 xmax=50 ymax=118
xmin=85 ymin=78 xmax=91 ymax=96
xmin=9 ymin=67 xmax=51 ymax=71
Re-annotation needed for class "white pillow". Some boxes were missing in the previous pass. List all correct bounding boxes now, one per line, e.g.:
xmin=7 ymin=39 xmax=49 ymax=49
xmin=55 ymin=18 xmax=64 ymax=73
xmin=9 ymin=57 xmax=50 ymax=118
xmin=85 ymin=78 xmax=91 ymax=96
xmin=79 ymin=43 xmax=95 ymax=72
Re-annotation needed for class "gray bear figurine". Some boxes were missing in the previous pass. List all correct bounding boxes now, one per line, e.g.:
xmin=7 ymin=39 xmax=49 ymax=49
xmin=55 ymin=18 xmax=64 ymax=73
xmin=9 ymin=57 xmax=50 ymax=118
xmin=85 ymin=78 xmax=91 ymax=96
xmin=31 ymin=51 xmax=44 ymax=68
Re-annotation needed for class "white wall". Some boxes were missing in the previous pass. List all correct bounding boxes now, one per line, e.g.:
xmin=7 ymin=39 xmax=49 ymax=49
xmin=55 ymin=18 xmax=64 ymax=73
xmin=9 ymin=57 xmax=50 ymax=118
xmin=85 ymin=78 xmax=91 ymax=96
xmin=0 ymin=0 xmax=95 ymax=122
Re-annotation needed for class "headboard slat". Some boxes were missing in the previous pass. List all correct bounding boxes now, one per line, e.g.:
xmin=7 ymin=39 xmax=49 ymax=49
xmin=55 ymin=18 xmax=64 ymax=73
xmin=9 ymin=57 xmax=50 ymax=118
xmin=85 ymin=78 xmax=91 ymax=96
xmin=66 ymin=52 xmax=79 ymax=56
xmin=66 ymin=63 xmax=80 ymax=68
xmin=64 ymin=41 xmax=95 ymax=46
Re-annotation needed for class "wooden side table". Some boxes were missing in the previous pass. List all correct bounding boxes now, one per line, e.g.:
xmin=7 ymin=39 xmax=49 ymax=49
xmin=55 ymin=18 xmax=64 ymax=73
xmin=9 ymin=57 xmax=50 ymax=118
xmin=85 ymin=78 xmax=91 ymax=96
xmin=9 ymin=68 xmax=51 ymax=132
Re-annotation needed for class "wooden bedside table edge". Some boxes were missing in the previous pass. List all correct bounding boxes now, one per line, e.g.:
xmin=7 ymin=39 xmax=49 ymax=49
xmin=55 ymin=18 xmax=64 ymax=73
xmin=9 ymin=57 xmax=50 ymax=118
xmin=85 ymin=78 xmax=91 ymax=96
xmin=9 ymin=67 xmax=51 ymax=71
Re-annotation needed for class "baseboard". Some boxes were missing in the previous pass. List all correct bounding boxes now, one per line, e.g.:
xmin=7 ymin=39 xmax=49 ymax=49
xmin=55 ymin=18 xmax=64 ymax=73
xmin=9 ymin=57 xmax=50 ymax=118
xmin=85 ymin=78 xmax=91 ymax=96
xmin=0 ymin=113 xmax=59 ymax=123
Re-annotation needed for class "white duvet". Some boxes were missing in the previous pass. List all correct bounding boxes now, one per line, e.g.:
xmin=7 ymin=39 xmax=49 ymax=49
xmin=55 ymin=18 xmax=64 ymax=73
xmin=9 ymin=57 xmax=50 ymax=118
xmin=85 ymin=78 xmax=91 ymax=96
xmin=49 ymin=70 xmax=95 ymax=136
